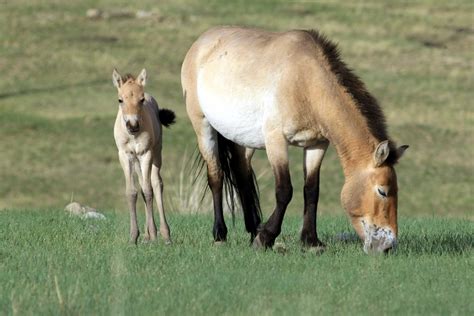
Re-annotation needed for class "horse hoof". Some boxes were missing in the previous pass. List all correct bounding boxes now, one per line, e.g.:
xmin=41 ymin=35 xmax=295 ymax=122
xmin=305 ymin=245 xmax=326 ymax=255
xmin=164 ymin=239 xmax=172 ymax=245
xmin=214 ymin=240 xmax=226 ymax=246
xmin=252 ymin=234 xmax=264 ymax=249
xmin=273 ymin=242 xmax=288 ymax=254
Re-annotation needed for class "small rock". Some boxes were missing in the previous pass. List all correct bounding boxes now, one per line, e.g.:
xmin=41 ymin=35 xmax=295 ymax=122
xmin=65 ymin=202 xmax=85 ymax=216
xmin=135 ymin=10 xmax=153 ymax=19
xmin=83 ymin=211 xmax=106 ymax=220
xmin=65 ymin=202 xmax=105 ymax=220
xmin=86 ymin=9 xmax=103 ymax=19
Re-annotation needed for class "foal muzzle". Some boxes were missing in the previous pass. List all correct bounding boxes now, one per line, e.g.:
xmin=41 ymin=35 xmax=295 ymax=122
xmin=124 ymin=115 xmax=140 ymax=134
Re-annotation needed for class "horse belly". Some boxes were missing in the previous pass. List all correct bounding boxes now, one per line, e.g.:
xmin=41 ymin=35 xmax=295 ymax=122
xmin=197 ymin=76 xmax=266 ymax=149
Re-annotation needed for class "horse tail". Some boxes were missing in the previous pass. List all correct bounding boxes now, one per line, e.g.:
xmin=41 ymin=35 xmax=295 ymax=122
xmin=158 ymin=109 xmax=176 ymax=127
xmin=216 ymin=133 xmax=262 ymax=238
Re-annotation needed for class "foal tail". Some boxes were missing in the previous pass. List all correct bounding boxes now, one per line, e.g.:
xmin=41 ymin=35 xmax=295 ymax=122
xmin=217 ymin=133 xmax=262 ymax=238
xmin=158 ymin=109 xmax=176 ymax=127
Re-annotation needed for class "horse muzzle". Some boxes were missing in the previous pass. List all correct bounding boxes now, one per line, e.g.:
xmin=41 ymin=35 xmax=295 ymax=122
xmin=125 ymin=116 xmax=140 ymax=134
xmin=126 ymin=123 xmax=140 ymax=134
xmin=361 ymin=220 xmax=397 ymax=254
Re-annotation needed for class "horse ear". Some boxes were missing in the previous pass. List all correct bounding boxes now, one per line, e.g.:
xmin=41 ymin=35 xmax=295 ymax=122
xmin=396 ymin=145 xmax=409 ymax=160
xmin=112 ymin=69 xmax=123 ymax=88
xmin=374 ymin=140 xmax=390 ymax=167
xmin=137 ymin=69 xmax=147 ymax=86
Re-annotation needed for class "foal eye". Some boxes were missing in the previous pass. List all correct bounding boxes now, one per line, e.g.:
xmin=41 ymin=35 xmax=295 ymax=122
xmin=118 ymin=99 xmax=123 ymax=103
xmin=377 ymin=188 xmax=387 ymax=198
xmin=140 ymin=98 xmax=145 ymax=103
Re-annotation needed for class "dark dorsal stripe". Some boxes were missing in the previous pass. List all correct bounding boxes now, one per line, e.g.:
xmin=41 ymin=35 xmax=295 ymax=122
xmin=305 ymin=29 xmax=399 ymax=165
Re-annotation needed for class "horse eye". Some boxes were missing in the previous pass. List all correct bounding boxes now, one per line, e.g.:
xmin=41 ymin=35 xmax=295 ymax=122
xmin=140 ymin=98 xmax=145 ymax=103
xmin=377 ymin=188 xmax=387 ymax=198
xmin=118 ymin=99 xmax=123 ymax=103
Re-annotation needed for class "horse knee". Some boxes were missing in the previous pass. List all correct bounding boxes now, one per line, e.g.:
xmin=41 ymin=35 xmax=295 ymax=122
xmin=126 ymin=190 xmax=138 ymax=201
xmin=276 ymin=183 xmax=293 ymax=205
xmin=143 ymin=190 xmax=153 ymax=203
xmin=207 ymin=168 xmax=223 ymax=189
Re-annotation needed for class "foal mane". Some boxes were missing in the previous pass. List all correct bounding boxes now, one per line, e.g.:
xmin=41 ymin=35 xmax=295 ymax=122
xmin=121 ymin=73 xmax=136 ymax=84
xmin=305 ymin=30 xmax=399 ymax=165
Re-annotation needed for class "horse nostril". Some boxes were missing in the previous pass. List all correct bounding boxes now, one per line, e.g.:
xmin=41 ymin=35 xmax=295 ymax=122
xmin=126 ymin=122 xmax=140 ymax=133
xmin=384 ymin=246 xmax=394 ymax=254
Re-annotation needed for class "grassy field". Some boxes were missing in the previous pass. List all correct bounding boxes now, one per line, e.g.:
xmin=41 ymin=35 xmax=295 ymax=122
xmin=1 ymin=0 xmax=473 ymax=315
xmin=1 ymin=0 xmax=472 ymax=217
xmin=0 ymin=210 xmax=472 ymax=315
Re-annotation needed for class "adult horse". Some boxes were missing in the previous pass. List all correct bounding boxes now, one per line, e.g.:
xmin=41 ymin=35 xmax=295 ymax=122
xmin=181 ymin=27 xmax=408 ymax=253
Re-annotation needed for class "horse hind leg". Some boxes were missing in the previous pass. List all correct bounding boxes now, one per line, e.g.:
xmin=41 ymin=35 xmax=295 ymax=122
xmin=196 ymin=120 xmax=227 ymax=242
xmin=226 ymin=145 xmax=262 ymax=241
xmin=301 ymin=141 xmax=328 ymax=249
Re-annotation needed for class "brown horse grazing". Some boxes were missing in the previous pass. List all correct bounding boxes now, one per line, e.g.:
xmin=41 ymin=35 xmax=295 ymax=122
xmin=112 ymin=69 xmax=176 ymax=244
xmin=181 ymin=27 xmax=408 ymax=254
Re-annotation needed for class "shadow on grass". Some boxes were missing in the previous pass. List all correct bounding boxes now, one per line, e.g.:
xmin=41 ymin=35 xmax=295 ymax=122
xmin=0 ymin=79 xmax=107 ymax=99
xmin=332 ymin=231 xmax=473 ymax=255
xmin=400 ymin=232 xmax=473 ymax=255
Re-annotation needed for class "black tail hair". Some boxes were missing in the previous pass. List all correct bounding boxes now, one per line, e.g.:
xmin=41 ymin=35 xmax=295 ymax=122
xmin=159 ymin=109 xmax=176 ymax=127
xmin=191 ymin=133 xmax=262 ymax=236
xmin=216 ymin=133 xmax=262 ymax=236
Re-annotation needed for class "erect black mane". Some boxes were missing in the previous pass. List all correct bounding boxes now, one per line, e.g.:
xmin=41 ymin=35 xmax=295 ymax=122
xmin=305 ymin=29 xmax=399 ymax=164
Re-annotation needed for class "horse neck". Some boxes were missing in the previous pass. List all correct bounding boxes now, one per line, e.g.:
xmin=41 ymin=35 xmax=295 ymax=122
xmin=321 ymin=96 xmax=380 ymax=178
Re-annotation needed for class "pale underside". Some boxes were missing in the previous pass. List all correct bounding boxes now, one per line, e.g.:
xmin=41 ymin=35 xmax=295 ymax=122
xmin=194 ymin=29 xmax=330 ymax=150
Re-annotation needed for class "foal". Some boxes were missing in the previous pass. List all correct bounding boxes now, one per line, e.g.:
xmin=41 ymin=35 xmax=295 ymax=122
xmin=112 ymin=69 xmax=175 ymax=244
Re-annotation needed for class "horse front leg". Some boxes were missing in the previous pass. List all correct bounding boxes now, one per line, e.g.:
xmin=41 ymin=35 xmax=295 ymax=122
xmin=118 ymin=151 xmax=139 ymax=244
xmin=301 ymin=142 xmax=328 ymax=249
xmin=253 ymin=132 xmax=292 ymax=249
xmin=139 ymin=151 xmax=158 ymax=242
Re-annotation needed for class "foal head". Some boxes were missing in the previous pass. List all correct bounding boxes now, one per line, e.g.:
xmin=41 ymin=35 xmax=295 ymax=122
xmin=112 ymin=69 xmax=147 ymax=134
xmin=341 ymin=141 xmax=408 ymax=254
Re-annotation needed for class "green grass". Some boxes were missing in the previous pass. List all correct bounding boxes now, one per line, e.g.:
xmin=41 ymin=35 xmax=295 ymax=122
xmin=0 ymin=0 xmax=472 ymax=217
xmin=0 ymin=210 xmax=472 ymax=315
xmin=0 ymin=1 xmax=473 ymax=314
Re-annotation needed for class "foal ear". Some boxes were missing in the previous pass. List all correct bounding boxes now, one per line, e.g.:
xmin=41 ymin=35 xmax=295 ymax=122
xmin=396 ymin=145 xmax=409 ymax=160
xmin=112 ymin=69 xmax=123 ymax=88
xmin=137 ymin=68 xmax=147 ymax=86
xmin=373 ymin=140 xmax=390 ymax=167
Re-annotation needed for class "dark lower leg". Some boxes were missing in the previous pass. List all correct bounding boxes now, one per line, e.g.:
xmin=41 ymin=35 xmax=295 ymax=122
xmin=301 ymin=171 xmax=324 ymax=247
xmin=256 ymin=167 xmax=292 ymax=248
xmin=209 ymin=171 xmax=227 ymax=242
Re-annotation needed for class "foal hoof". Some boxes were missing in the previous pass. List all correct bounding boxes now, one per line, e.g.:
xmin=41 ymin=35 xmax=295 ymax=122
xmin=213 ymin=240 xmax=226 ymax=247
xmin=163 ymin=238 xmax=172 ymax=245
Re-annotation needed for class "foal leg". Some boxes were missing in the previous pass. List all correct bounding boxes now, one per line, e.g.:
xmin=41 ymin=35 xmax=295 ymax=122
xmin=134 ymin=162 xmax=150 ymax=241
xmin=151 ymin=154 xmax=171 ymax=243
xmin=138 ymin=151 xmax=158 ymax=242
xmin=301 ymin=142 xmax=328 ymax=248
xmin=253 ymin=133 xmax=292 ymax=248
xmin=118 ymin=151 xmax=139 ymax=244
